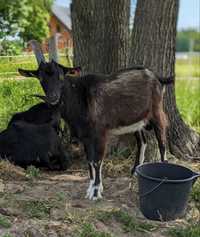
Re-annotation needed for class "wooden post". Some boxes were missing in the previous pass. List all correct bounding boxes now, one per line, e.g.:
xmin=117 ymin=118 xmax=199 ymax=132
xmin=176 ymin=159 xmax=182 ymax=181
xmin=48 ymin=35 xmax=59 ymax=62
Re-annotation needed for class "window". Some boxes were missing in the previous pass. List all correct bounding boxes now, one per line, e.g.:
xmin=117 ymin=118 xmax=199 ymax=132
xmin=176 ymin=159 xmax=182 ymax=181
xmin=56 ymin=24 xmax=61 ymax=33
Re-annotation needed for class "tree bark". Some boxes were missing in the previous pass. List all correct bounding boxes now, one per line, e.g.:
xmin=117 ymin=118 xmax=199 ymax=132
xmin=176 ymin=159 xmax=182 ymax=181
xmin=71 ymin=0 xmax=130 ymax=74
xmin=71 ymin=0 xmax=132 ymax=155
xmin=130 ymin=0 xmax=200 ymax=160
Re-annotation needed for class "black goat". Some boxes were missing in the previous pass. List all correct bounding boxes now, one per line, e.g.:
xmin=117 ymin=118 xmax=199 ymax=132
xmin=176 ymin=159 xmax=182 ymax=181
xmin=18 ymin=40 xmax=173 ymax=200
xmin=8 ymin=102 xmax=61 ymax=134
xmin=0 ymin=121 xmax=70 ymax=170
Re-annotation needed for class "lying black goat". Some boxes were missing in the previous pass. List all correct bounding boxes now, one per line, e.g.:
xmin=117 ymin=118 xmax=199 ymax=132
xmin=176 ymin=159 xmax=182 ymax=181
xmin=0 ymin=121 xmax=70 ymax=170
xmin=8 ymin=102 xmax=61 ymax=134
xmin=3 ymin=59 xmax=81 ymax=169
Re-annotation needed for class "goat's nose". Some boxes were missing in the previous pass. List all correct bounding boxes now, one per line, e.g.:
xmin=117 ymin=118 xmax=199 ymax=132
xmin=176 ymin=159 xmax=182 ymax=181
xmin=48 ymin=93 xmax=59 ymax=105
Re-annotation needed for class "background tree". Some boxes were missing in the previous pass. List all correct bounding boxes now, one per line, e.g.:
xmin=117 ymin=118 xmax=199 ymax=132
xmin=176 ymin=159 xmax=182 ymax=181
xmin=19 ymin=0 xmax=53 ymax=43
xmin=176 ymin=29 xmax=200 ymax=52
xmin=0 ymin=0 xmax=52 ymax=45
xmin=71 ymin=0 xmax=130 ymax=74
xmin=71 ymin=0 xmax=131 ymax=154
xmin=0 ymin=0 xmax=28 ymax=39
xmin=129 ymin=0 xmax=200 ymax=159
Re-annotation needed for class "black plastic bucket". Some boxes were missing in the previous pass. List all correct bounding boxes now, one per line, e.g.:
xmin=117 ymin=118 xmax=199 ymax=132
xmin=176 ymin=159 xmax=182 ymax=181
xmin=136 ymin=162 xmax=200 ymax=221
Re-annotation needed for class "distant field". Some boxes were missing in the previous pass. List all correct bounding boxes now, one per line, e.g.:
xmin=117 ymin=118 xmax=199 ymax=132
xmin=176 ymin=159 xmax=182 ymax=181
xmin=176 ymin=56 xmax=200 ymax=78
xmin=0 ymin=54 xmax=72 ymax=78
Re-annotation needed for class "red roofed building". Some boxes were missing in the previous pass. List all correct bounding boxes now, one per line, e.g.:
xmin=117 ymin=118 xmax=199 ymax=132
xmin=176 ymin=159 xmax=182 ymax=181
xmin=49 ymin=4 xmax=73 ymax=50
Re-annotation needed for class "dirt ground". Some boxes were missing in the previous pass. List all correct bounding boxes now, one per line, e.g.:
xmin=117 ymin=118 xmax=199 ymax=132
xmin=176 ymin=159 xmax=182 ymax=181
xmin=0 ymin=157 xmax=199 ymax=237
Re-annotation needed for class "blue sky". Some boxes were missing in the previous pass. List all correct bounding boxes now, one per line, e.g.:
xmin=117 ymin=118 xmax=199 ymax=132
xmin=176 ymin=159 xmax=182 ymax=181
xmin=56 ymin=0 xmax=200 ymax=30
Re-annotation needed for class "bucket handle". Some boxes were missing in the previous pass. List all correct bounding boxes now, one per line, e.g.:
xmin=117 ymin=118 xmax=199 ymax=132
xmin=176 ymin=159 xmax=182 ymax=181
xmin=192 ymin=172 xmax=200 ymax=185
xmin=192 ymin=172 xmax=200 ymax=179
xmin=140 ymin=177 xmax=168 ymax=198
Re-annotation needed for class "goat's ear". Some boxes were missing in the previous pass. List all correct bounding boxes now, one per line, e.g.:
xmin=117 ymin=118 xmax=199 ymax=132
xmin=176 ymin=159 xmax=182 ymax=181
xmin=67 ymin=66 xmax=81 ymax=76
xmin=18 ymin=68 xmax=39 ymax=78
xmin=72 ymin=66 xmax=81 ymax=75
xmin=58 ymin=63 xmax=81 ymax=76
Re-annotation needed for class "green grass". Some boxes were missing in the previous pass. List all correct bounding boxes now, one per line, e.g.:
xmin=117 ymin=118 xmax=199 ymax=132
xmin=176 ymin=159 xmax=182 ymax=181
xmin=25 ymin=165 xmax=41 ymax=179
xmin=56 ymin=192 xmax=66 ymax=202
xmin=168 ymin=224 xmax=200 ymax=237
xmin=20 ymin=196 xmax=65 ymax=219
xmin=175 ymin=57 xmax=200 ymax=78
xmin=0 ymin=78 xmax=43 ymax=130
xmin=21 ymin=200 xmax=53 ymax=219
xmin=191 ymin=180 xmax=200 ymax=208
xmin=0 ymin=54 xmax=72 ymax=78
xmin=0 ymin=214 xmax=12 ymax=228
xmin=78 ymin=223 xmax=113 ymax=237
xmin=175 ymin=79 xmax=200 ymax=132
xmin=0 ymin=62 xmax=36 ymax=77
xmin=1 ymin=234 xmax=14 ymax=237
xmin=96 ymin=209 xmax=156 ymax=233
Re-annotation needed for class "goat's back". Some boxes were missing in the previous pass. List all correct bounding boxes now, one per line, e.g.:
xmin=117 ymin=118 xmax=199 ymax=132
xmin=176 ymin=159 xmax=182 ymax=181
xmin=91 ymin=69 xmax=162 ymax=128
xmin=8 ymin=103 xmax=60 ymax=126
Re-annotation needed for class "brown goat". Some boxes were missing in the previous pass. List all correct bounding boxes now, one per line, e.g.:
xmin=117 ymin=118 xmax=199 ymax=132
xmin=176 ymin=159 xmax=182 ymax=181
xmin=18 ymin=41 xmax=173 ymax=200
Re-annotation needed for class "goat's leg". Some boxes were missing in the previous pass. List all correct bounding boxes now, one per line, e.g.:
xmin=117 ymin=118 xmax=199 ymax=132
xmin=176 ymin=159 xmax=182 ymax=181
xmin=152 ymin=108 xmax=168 ymax=162
xmin=153 ymin=125 xmax=167 ymax=162
xmin=41 ymin=155 xmax=54 ymax=170
xmin=84 ymin=133 xmax=107 ymax=200
xmin=58 ymin=149 xmax=71 ymax=170
xmin=131 ymin=130 xmax=147 ymax=175
xmin=131 ymin=131 xmax=141 ymax=175
xmin=85 ymin=161 xmax=95 ymax=198
xmin=140 ymin=131 xmax=147 ymax=164
xmin=84 ymin=142 xmax=96 ymax=198
xmin=88 ymin=160 xmax=104 ymax=200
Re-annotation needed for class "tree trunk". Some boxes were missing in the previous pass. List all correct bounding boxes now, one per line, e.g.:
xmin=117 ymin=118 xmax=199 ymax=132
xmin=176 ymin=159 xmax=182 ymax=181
xmin=71 ymin=0 xmax=130 ymax=74
xmin=130 ymin=0 xmax=200 ymax=160
xmin=71 ymin=0 xmax=132 ymax=156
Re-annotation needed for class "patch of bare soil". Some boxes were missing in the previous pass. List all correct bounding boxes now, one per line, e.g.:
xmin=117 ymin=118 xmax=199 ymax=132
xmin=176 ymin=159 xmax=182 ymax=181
xmin=0 ymin=158 xmax=199 ymax=237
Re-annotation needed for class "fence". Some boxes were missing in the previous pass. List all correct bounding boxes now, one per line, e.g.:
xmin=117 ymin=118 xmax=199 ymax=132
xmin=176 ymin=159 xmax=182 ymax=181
xmin=0 ymin=49 xmax=73 ymax=79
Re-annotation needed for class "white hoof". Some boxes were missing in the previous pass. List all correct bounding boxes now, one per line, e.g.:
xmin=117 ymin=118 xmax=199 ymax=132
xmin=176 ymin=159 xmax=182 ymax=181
xmin=100 ymin=182 xmax=104 ymax=192
xmin=86 ymin=184 xmax=103 ymax=200
xmin=85 ymin=180 xmax=94 ymax=198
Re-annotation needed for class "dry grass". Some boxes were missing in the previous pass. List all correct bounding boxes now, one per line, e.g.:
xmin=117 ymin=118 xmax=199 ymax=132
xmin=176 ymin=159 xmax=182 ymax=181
xmin=0 ymin=160 xmax=26 ymax=181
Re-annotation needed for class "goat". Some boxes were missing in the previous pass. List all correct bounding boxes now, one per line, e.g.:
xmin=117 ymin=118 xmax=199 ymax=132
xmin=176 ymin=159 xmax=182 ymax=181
xmin=0 ymin=121 xmax=71 ymax=170
xmin=8 ymin=102 xmax=61 ymax=134
xmin=18 ymin=40 xmax=173 ymax=200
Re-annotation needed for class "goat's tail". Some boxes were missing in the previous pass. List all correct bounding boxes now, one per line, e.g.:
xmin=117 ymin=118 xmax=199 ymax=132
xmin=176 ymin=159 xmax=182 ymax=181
xmin=157 ymin=75 xmax=175 ymax=85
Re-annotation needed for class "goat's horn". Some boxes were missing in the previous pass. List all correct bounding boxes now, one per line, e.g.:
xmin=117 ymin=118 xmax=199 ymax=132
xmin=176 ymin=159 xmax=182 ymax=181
xmin=48 ymin=35 xmax=58 ymax=62
xmin=29 ymin=40 xmax=46 ymax=65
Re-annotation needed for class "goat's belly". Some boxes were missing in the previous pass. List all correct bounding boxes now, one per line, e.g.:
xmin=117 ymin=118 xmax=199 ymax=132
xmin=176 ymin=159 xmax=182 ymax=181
xmin=110 ymin=120 xmax=146 ymax=136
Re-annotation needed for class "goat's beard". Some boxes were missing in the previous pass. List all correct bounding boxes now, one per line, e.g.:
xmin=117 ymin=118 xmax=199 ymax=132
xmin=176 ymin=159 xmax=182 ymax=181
xmin=30 ymin=94 xmax=56 ymax=105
